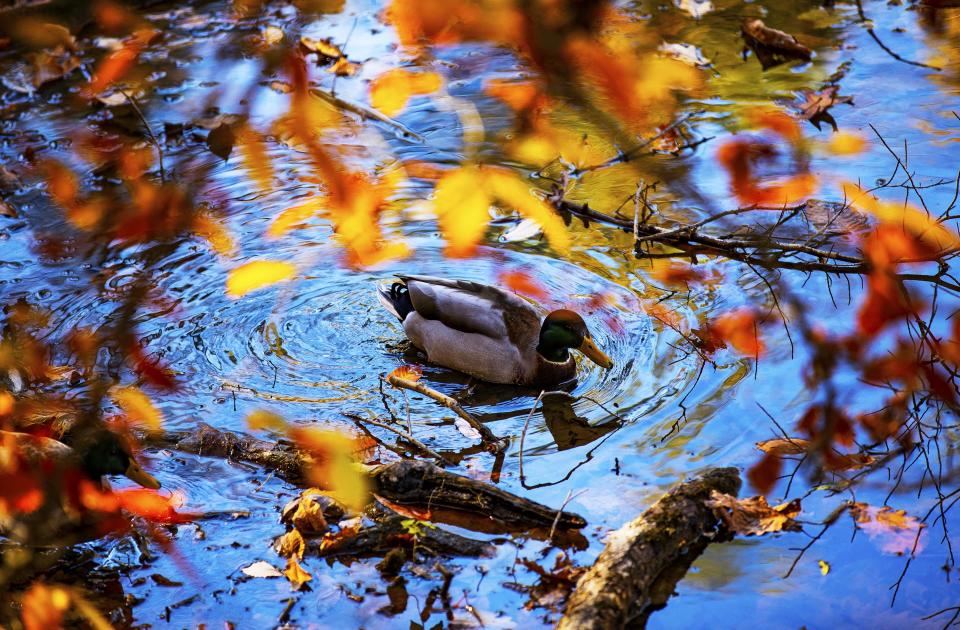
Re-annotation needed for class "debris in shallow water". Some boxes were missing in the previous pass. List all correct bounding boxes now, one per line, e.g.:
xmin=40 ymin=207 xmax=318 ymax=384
xmin=241 ymin=560 xmax=283 ymax=578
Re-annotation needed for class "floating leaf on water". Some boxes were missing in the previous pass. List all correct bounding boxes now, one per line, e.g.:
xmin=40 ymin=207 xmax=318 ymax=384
xmin=262 ymin=26 xmax=284 ymax=46
xmin=849 ymin=503 xmax=926 ymax=556
xmin=283 ymin=557 xmax=313 ymax=591
xmin=706 ymin=491 xmax=802 ymax=536
xmin=207 ymin=122 xmax=236 ymax=161
xmin=454 ymin=418 xmax=482 ymax=440
xmin=241 ymin=560 xmax=283 ymax=578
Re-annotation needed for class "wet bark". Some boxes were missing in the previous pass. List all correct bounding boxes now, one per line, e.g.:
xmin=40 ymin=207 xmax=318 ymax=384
xmin=557 ymin=467 xmax=742 ymax=630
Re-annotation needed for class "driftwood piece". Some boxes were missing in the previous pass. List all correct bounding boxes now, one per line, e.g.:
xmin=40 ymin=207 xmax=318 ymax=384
xmin=152 ymin=426 xmax=585 ymax=532
xmin=308 ymin=514 xmax=495 ymax=559
xmin=372 ymin=459 xmax=587 ymax=531
xmin=558 ymin=467 xmax=741 ymax=630
xmin=156 ymin=423 xmax=308 ymax=484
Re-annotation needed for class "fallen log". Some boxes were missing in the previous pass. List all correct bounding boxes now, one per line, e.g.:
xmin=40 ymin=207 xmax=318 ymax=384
xmin=152 ymin=425 xmax=586 ymax=533
xmin=558 ymin=467 xmax=741 ymax=630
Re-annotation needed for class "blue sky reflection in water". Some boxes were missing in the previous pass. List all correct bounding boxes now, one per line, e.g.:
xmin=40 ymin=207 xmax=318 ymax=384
xmin=0 ymin=0 xmax=958 ymax=627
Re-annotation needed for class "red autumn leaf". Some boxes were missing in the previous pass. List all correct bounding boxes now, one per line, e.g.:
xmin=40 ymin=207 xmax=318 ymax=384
xmin=85 ymin=28 xmax=157 ymax=96
xmin=498 ymin=269 xmax=549 ymax=300
xmin=747 ymin=451 xmax=782 ymax=495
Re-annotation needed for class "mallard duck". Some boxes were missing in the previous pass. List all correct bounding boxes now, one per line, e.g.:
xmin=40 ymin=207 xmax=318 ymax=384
xmin=377 ymin=275 xmax=613 ymax=387
xmin=0 ymin=428 xmax=160 ymax=544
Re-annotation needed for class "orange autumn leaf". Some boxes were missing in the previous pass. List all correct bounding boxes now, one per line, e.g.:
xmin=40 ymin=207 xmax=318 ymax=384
xmin=712 ymin=308 xmax=765 ymax=356
xmin=827 ymin=131 xmax=867 ymax=156
xmin=755 ymin=437 xmax=811 ymax=456
xmin=498 ymin=269 xmax=549 ymax=300
xmin=276 ymin=528 xmax=307 ymax=559
xmin=433 ymin=165 xmax=492 ymax=257
xmin=21 ymin=583 xmax=71 ymax=630
xmin=370 ymin=68 xmax=442 ymax=117
xmin=842 ymin=182 xmax=960 ymax=252
xmin=226 ymin=260 xmax=296 ymax=297
xmin=706 ymin=491 xmax=802 ymax=536
xmin=388 ymin=364 xmax=422 ymax=383
xmin=85 ymin=28 xmax=156 ymax=95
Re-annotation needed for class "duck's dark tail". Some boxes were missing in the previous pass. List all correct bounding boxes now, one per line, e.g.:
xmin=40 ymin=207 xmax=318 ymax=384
xmin=377 ymin=281 xmax=413 ymax=322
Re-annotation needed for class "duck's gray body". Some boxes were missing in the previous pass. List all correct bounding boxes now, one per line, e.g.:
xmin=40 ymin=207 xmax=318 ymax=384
xmin=378 ymin=275 xmax=575 ymax=386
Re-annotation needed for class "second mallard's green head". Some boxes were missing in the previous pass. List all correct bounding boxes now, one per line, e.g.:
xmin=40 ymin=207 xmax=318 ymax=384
xmin=536 ymin=310 xmax=614 ymax=368
xmin=71 ymin=429 xmax=161 ymax=489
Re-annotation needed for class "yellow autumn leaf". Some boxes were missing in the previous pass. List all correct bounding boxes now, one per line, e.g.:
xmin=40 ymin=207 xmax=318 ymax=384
xmin=246 ymin=409 xmax=289 ymax=432
xmin=827 ymin=131 xmax=867 ymax=156
xmin=291 ymin=428 xmax=371 ymax=512
xmin=370 ymin=68 xmax=442 ymax=117
xmin=818 ymin=560 xmax=830 ymax=575
xmin=485 ymin=168 xmax=570 ymax=254
xmin=261 ymin=26 xmax=284 ymax=46
xmin=111 ymin=386 xmax=163 ymax=431
xmin=0 ymin=391 xmax=13 ymax=415
xmin=433 ymin=166 xmax=492 ymax=257
xmin=276 ymin=529 xmax=306 ymax=560
xmin=226 ymin=261 xmax=296 ymax=297
xmin=291 ymin=497 xmax=328 ymax=534
xmin=842 ymin=182 xmax=960 ymax=251
xmin=283 ymin=557 xmax=313 ymax=591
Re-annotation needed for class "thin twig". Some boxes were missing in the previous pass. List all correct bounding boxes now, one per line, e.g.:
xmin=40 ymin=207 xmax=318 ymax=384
xmin=518 ymin=390 xmax=546 ymax=485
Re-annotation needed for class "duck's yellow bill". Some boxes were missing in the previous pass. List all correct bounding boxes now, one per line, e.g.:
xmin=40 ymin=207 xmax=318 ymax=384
xmin=125 ymin=459 xmax=161 ymax=490
xmin=578 ymin=336 xmax=613 ymax=369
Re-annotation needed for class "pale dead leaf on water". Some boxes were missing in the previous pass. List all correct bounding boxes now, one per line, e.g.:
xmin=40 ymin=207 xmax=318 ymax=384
xmin=706 ymin=491 xmax=802 ymax=536
xmin=850 ymin=502 xmax=926 ymax=556
xmin=241 ymin=560 xmax=283 ymax=578
xmin=454 ymin=417 xmax=482 ymax=440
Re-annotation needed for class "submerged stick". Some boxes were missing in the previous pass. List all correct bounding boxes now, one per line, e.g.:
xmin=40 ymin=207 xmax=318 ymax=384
xmin=558 ymin=467 xmax=741 ymax=630
xmin=385 ymin=374 xmax=505 ymax=451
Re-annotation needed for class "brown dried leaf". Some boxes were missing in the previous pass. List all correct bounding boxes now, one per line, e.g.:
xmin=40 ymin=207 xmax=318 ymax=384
xmin=755 ymin=437 xmax=811 ymax=456
xmin=741 ymin=19 xmax=812 ymax=70
xmin=706 ymin=491 xmax=802 ymax=536
xmin=795 ymin=86 xmax=854 ymax=132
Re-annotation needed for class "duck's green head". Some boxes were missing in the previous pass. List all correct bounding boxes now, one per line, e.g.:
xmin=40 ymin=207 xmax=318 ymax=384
xmin=76 ymin=430 xmax=161 ymax=490
xmin=537 ymin=309 xmax=614 ymax=369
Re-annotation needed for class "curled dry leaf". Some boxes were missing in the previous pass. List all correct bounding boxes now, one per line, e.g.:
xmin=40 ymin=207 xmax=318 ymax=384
xmin=850 ymin=502 xmax=926 ymax=556
xmin=284 ymin=557 xmax=313 ymax=591
xmin=706 ymin=490 xmax=802 ymax=536
xmin=755 ymin=437 xmax=811 ymax=456
xmin=796 ymin=85 xmax=854 ymax=132
xmin=290 ymin=495 xmax=328 ymax=534
xmin=276 ymin=529 xmax=306 ymax=560
xmin=388 ymin=364 xmax=422 ymax=383
xmin=741 ymin=19 xmax=812 ymax=70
